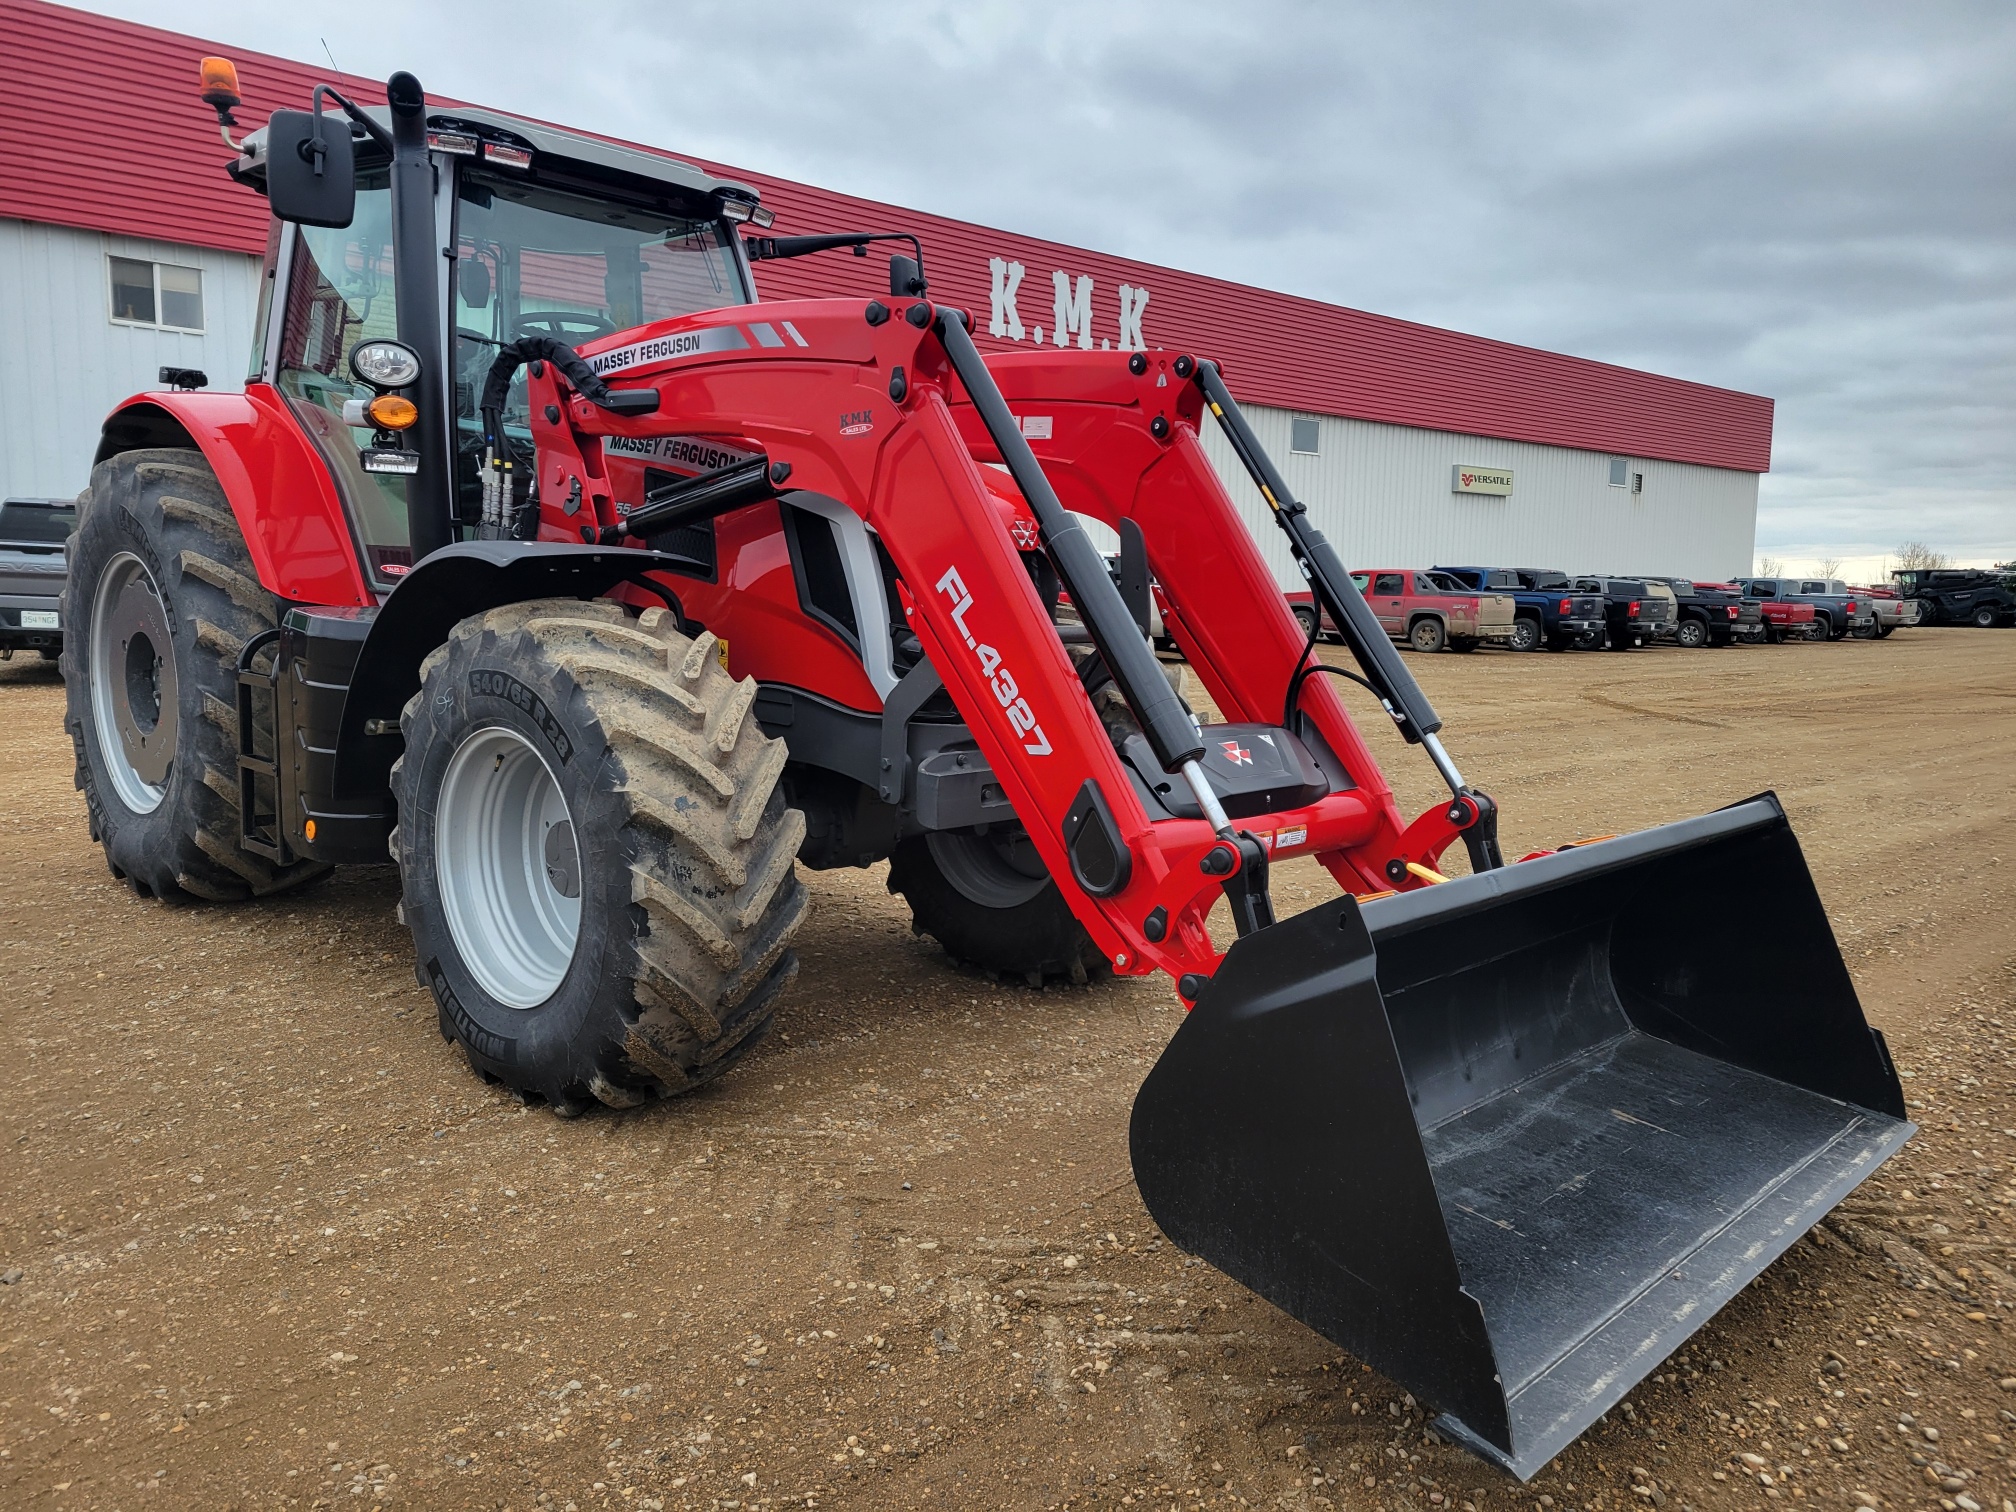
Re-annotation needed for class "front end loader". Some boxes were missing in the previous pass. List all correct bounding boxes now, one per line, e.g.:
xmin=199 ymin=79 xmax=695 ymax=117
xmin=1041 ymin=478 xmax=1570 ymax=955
xmin=61 ymin=61 xmax=1910 ymax=1478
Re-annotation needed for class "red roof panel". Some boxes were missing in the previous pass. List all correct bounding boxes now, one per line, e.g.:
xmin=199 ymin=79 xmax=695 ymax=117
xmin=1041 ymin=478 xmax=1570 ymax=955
xmin=0 ymin=0 xmax=1771 ymax=471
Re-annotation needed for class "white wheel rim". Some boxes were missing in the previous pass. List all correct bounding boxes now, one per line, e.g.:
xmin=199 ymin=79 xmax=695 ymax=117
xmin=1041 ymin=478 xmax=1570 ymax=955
xmin=89 ymin=551 xmax=178 ymax=814
xmin=435 ymin=725 xmax=582 ymax=1008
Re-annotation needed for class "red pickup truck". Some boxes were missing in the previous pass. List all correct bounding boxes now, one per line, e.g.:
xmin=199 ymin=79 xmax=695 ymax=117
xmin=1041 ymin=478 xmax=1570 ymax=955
xmin=1290 ymin=570 xmax=1517 ymax=653
xmin=1697 ymin=582 xmax=1817 ymax=642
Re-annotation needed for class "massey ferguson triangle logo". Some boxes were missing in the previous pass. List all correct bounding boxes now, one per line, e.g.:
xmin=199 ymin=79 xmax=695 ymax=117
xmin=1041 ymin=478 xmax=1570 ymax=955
xmin=1221 ymin=739 xmax=1253 ymax=766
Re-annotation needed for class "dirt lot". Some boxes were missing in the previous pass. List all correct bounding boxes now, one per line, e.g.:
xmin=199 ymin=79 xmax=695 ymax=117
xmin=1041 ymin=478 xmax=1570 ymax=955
xmin=3 ymin=629 xmax=2013 ymax=1512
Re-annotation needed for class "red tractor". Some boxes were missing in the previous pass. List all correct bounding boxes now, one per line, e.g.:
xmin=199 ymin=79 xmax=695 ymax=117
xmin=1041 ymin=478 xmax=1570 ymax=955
xmin=61 ymin=62 xmax=1911 ymax=1477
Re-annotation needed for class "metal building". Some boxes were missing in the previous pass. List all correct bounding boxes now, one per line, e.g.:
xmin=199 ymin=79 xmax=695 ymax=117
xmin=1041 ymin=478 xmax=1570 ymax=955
xmin=0 ymin=0 xmax=1771 ymax=582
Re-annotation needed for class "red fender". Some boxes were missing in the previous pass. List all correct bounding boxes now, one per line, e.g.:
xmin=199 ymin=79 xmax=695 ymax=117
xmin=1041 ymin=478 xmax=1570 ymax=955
xmin=96 ymin=385 xmax=373 ymax=607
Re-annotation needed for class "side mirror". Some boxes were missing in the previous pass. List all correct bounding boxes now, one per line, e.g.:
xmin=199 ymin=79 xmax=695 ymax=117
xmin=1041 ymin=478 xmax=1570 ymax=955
xmin=458 ymin=258 xmax=492 ymax=310
xmin=264 ymin=108 xmax=355 ymax=228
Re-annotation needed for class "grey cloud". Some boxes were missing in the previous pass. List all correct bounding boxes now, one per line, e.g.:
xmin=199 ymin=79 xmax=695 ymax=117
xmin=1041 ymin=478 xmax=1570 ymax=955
xmin=82 ymin=0 xmax=2016 ymax=565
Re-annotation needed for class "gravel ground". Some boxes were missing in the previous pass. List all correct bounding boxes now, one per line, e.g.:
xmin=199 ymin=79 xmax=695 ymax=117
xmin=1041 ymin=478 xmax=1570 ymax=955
xmin=1 ymin=628 xmax=2012 ymax=1512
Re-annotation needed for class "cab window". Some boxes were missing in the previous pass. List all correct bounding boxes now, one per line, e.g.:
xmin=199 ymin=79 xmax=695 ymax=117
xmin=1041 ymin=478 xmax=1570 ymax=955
xmin=1372 ymin=573 xmax=1405 ymax=596
xmin=274 ymin=168 xmax=412 ymax=585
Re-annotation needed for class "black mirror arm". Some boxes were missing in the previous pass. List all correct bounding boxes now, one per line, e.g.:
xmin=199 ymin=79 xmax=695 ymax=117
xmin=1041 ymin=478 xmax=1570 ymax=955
xmin=308 ymin=84 xmax=395 ymax=157
xmin=746 ymin=231 xmax=925 ymax=282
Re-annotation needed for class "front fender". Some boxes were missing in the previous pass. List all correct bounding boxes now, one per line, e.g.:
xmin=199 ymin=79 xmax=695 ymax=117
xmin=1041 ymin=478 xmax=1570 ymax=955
xmin=96 ymin=386 xmax=372 ymax=607
xmin=331 ymin=542 xmax=695 ymax=797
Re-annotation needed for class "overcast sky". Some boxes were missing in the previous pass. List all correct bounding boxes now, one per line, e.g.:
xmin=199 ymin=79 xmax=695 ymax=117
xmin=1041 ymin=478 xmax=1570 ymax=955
xmin=84 ymin=0 xmax=2016 ymax=574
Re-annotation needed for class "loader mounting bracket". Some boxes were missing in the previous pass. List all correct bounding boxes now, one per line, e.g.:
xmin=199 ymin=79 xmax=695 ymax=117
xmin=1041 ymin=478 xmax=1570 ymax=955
xmin=1219 ymin=831 xmax=1275 ymax=937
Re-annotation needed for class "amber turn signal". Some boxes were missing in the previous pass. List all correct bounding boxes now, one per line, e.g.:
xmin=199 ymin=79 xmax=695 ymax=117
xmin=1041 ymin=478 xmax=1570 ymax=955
xmin=199 ymin=56 xmax=241 ymax=111
xmin=366 ymin=394 xmax=419 ymax=430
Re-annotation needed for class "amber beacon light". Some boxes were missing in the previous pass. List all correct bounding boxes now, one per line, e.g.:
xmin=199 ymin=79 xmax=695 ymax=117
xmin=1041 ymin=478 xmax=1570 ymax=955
xmin=199 ymin=56 xmax=245 ymax=149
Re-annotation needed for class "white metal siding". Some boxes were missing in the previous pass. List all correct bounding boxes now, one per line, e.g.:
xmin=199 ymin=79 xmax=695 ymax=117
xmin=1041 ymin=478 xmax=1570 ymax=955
xmin=0 ymin=218 xmax=261 ymax=499
xmin=1198 ymin=405 xmax=1759 ymax=584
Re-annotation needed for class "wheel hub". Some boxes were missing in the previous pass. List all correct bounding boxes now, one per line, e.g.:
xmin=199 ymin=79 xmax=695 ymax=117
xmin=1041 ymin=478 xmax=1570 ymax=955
xmin=88 ymin=551 xmax=178 ymax=813
xmin=926 ymin=829 xmax=1051 ymax=909
xmin=435 ymin=726 xmax=583 ymax=1008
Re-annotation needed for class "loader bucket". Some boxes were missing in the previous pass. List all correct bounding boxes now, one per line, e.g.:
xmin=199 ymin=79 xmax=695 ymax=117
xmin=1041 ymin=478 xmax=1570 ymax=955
xmin=1130 ymin=795 xmax=1911 ymax=1479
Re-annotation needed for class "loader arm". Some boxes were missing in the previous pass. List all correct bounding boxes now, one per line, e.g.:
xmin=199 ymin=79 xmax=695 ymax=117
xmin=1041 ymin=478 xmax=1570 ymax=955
xmin=949 ymin=348 xmax=1499 ymax=893
xmin=521 ymin=297 xmax=1461 ymax=987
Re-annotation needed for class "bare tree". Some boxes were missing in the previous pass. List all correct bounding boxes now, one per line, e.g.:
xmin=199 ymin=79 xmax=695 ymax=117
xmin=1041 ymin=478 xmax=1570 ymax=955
xmin=1757 ymin=555 xmax=1783 ymax=577
xmin=1894 ymin=541 xmax=1950 ymax=571
xmin=1815 ymin=556 xmax=1843 ymax=579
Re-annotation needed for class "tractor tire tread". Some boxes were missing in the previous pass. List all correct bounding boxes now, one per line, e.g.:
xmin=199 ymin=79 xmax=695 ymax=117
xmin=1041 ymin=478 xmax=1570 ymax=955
xmin=61 ymin=447 xmax=329 ymax=902
xmin=393 ymin=597 xmax=805 ymax=1113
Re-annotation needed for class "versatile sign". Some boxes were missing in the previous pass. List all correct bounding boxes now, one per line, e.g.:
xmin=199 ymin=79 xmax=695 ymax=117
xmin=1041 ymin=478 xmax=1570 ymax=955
xmin=1452 ymin=465 xmax=1514 ymax=496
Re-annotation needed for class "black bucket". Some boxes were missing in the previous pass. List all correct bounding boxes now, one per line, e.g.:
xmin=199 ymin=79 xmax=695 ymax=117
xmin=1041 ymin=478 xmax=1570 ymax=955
xmin=1130 ymin=795 xmax=1911 ymax=1478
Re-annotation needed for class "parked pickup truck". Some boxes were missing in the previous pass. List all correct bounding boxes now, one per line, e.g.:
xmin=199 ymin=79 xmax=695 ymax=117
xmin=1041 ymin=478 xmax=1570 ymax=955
xmin=1733 ymin=578 xmax=1873 ymax=641
xmin=1849 ymin=585 xmax=1917 ymax=638
xmin=0 ymin=497 xmax=75 ymax=661
xmin=1570 ymin=576 xmax=1676 ymax=650
xmin=1433 ymin=566 xmax=1608 ymax=651
xmin=1314 ymin=569 xmax=1518 ymax=653
xmin=1890 ymin=568 xmax=2015 ymax=629
xmin=1641 ymin=577 xmax=1765 ymax=648
xmin=1699 ymin=582 xmax=1817 ymax=642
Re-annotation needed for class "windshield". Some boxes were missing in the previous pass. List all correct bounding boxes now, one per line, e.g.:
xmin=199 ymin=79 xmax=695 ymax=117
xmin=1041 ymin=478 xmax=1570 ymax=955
xmin=452 ymin=167 xmax=746 ymax=513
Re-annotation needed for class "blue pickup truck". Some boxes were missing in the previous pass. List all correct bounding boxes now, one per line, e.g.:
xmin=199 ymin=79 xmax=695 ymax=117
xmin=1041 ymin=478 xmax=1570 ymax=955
xmin=1434 ymin=566 xmax=1609 ymax=652
xmin=1732 ymin=578 xmax=1874 ymax=642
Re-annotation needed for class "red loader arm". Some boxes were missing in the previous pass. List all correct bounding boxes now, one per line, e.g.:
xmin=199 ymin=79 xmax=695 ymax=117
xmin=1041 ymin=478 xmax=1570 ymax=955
xmin=527 ymin=299 xmax=1477 ymax=992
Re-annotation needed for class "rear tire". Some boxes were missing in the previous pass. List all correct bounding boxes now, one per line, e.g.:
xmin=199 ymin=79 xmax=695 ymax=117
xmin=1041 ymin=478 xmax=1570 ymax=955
xmin=1407 ymin=617 xmax=1446 ymax=654
xmin=1448 ymin=636 xmax=1480 ymax=653
xmin=391 ymin=601 xmax=807 ymax=1111
xmin=60 ymin=448 xmax=329 ymax=901
xmin=888 ymin=830 xmax=1106 ymax=987
xmin=1973 ymin=606 xmax=1999 ymax=629
xmin=1508 ymin=616 xmax=1541 ymax=653
xmin=1674 ymin=618 xmax=1709 ymax=649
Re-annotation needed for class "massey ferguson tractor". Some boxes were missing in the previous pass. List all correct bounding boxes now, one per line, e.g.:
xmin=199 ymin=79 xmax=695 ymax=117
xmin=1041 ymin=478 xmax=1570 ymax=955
xmin=61 ymin=60 xmax=1913 ymax=1477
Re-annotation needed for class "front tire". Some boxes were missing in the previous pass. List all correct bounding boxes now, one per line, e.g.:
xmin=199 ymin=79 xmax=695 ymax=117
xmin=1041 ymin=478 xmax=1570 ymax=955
xmin=888 ymin=829 xmax=1106 ymax=987
xmin=1973 ymin=606 xmax=2000 ymax=629
xmin=61 ymin=448 xmax=329 ymax=901
xmin=392 ymin=601 xmax=807 ymax=1112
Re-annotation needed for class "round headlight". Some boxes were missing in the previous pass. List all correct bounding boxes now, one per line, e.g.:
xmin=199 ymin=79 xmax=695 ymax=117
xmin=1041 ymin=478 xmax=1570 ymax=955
xmin=349 ymin=339 xmax=422 ymax=390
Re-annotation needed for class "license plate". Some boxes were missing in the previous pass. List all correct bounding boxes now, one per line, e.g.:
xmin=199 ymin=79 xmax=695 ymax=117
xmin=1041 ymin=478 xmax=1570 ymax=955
xmin=19 ymin=610 xmax=58 ymax=629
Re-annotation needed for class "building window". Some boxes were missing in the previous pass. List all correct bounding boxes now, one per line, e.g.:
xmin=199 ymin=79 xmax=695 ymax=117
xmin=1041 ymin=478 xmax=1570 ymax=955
xmin=1290 ymin=415 xmax=1321 ymax=455
xmin=109 ymin=256 xmax=205 ymax=332
xmin=1608 ymin=456 xmax=1629 ymax=487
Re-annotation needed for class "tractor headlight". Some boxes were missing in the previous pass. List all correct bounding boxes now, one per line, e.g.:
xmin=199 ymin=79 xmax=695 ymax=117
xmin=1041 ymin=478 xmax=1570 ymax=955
xmin=350 ymin=340 xmax=422 ymax=390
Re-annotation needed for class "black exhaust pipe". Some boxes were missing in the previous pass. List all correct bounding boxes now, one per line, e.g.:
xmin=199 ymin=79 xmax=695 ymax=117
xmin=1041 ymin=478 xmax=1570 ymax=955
xmin=385 ymin=71 xmax=455 ymax=565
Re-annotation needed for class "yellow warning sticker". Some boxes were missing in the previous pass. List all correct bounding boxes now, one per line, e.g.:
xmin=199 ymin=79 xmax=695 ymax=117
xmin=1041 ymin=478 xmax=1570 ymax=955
xmin=716 ymin=636 xmax=731 ymax=672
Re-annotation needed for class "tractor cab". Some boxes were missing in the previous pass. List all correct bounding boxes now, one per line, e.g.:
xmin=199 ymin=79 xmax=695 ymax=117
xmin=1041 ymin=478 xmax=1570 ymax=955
xmin=235 ymin=99 xmax=766 ymax=588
